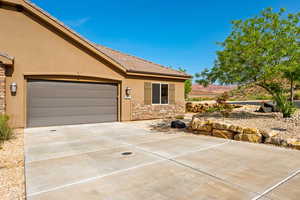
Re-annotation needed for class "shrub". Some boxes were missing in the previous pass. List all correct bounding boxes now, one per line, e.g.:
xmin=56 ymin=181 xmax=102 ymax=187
xmin=0 ymin=114 xmax=13 ymax=141
xmin=294 ymin=91 xmax=300 ymax=100
xmin=175 ymin=114 xmax=185 ymax=120
xmin=273 ymin=93 xmax=296 ymax=118
xmin=187 ymin=97 xmax=215 ymax=101
xmin=206 ymin=92 xmax=234 ymax=117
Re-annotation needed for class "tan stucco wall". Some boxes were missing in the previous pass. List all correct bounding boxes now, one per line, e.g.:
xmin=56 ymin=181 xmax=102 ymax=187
xmin=0 ymin=6 xmax=185 ymax=128
xmin=122 ymin=77 xmax=185 ymax=120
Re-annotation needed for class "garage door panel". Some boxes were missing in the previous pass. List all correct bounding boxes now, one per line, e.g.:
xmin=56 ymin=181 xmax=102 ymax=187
xmin=27 ymin=80 xmax=118 ymax=127
xmin=29 ymin=114 xmax=117 ymax=127
xmin=29 ymin=106 xmax=118 ymax=118
xmin=29 ymin=98 xmax=117 ymax=108
xmin=29 ymin=89 xmax=117 ymax=98
xmin=29 ymin=87 xmax=117 ymax=98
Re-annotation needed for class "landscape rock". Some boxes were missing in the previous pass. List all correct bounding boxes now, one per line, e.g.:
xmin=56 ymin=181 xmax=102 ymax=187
xmin=243 ymin=127 xmax=260 ymax=135
xmin=264 ymin=136 xmax=283 ymax=145
xmin=234 ymin=133 xmax=262 ymax=143
xmin=260 ymin=130 xmax=279 ymax=138
xmin=286 ymin=138 xmax=300 ymax=150
xmin=191 ymin=118 xmax=212 ymax=132
xmin=196 ymin=121 xmax=212 ymax=132
xmin=212 ymin=129 xmax=235 ymax=139
xmin=212 ymin=122 xmax=230 ymax=130
xmin=171 ymin=120 xmax=186 ymax=129
xmin=194 ymin=130 xmax=212 ymax=136
xmin=191 ymin=118 xmax=201 ymax=130
xmin=257 ymin=102 xmax=279 ymax=113
xmin=228 ymin=124 xmax=244 ymax=133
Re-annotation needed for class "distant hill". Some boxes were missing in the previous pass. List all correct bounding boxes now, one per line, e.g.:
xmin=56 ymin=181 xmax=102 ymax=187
xmin=189 ymin=82 xmax=300 ymax=101
xmin=189 ymin=84 xmax=237 ymax=98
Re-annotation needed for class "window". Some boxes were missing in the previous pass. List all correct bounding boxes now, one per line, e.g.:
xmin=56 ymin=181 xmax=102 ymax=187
xmin=152 ymin=83 xmax=168 ymax=104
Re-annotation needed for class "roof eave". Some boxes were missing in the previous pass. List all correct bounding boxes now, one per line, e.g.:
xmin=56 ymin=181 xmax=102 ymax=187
xmin=0 ymin=52 xmax=14 ymax=66
xmin=127 ymin=70 xmax=192 ymax=80
xmin=0 ymin=0 xmax=128 ymax=73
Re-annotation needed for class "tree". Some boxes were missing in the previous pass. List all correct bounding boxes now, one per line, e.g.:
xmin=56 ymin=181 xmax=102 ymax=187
xmin=196 ymin=8 xmax=300 ymax=117
xmin=179 ymin=68 xmax=192 ymax=99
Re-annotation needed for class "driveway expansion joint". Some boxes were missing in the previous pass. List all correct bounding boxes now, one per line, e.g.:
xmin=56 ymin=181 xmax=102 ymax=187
xmin=26 ymin=138 xmax=232 ymax=197
xmin=251 ymin=169 xmax=300 ymax=200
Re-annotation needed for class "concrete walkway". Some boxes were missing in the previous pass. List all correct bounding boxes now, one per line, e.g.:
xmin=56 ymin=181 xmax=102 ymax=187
xmin=24 ymin=121 xmax=300 ymax=200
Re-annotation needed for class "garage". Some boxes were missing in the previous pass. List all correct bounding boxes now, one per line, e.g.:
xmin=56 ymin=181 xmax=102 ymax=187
xmin=27 ymin=80 xmax=118 ymax=127
xmin=0 ymin=1 xmax=189 ymax=128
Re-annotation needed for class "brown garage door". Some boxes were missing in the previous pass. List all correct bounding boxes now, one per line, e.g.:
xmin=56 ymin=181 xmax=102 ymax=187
xmin=27 ymin=80 xmax=118 ymax=127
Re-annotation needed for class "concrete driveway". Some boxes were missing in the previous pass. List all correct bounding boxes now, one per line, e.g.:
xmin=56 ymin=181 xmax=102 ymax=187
xmin=25 ymin=121 xmax=300 ymax=200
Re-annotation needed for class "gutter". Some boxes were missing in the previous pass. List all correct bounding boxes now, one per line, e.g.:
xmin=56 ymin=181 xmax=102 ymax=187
xmin=127 ymin=69 xmax=192 ymax=79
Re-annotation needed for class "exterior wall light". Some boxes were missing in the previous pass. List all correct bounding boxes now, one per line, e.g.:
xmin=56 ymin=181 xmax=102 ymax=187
xmin=125 ymin=87 xmax=132 ymax=99
xmin=10 ymin=82 xmax=17 ymax=94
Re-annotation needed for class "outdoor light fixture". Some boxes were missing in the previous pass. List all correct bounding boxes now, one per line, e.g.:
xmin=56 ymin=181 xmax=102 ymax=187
xmin=125 ymin=87 xmax=132 ymax=99
xmin=10 ymin=82 xmax=17 ymax=94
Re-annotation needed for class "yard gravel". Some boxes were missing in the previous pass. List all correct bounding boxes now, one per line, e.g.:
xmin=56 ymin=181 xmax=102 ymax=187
xmin=193 ymin=105 xmax=300 ymax=141
xmin=0 ymin=130 xmax=25 ymax=200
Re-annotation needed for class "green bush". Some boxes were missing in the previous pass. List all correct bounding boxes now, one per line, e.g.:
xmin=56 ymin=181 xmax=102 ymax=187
xmin=175 ymin=115 xmax=185 ymax=120
xmin=187 ymin=97 xmax=215 ymax=101
xmin=294 ymin=91 xmax=300 ymax=100
xmin=248 ymin=94 xmax=272 ymax=100
xmin=206 ymin=92 xmax=233 ymax=117
xmin=0 ymin=114 xmax=13 ymax=141
xmin=273 ymin=93 xmax=296 ymax=118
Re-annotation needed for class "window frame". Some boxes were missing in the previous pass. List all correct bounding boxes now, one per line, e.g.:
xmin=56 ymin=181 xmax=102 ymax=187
xmin=151 ymin=83 xmax=169 ymax=105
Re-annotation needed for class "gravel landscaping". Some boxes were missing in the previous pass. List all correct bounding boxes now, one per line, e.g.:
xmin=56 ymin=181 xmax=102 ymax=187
xmin=192 ymin=105 xmax=300 ymax=139
xmin=0 ymin=129 xmax=25 ymax=200
xmin=193 ymin=105 xmax=300 ymax=141
xmin=150 ymin=104 xmax=300 ymax=150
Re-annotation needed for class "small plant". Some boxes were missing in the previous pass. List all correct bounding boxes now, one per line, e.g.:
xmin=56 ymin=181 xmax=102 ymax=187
xmin=273 ymin=93 xmax=296 ymax=118
xmin=0 ymin=114 xmax=13 ymax=141
xmin=205 ymin=92 xmax=233 ymax=117
xmin=187 ymin=97 xmax=215 ymax=101
xmin=175 ymin=115 xmax=185 ymax=120
xmin=294 ymin=91 xmax=300 ymax=100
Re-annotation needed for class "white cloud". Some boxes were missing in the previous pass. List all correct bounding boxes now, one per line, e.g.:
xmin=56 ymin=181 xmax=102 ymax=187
xmin=65 ymin=17 xmax=90 ymax=27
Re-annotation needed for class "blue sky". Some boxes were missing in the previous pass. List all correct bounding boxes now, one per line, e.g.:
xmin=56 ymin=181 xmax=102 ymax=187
xmin=31 ymin=0 xmax=299 ymax=78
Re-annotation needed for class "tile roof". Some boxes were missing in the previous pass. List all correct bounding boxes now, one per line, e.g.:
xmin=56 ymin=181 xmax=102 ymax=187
xmin=95 ymin=45 xmax=190 ymax=78
xmin=7 ymin=0 xmax=190 ymax=78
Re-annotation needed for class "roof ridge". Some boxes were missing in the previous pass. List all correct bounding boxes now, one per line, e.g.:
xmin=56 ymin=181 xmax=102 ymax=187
xmin=96 ymin=44 xmax=182 ymax=73
xmin=23 ymin=0 xmax=127 ymax=71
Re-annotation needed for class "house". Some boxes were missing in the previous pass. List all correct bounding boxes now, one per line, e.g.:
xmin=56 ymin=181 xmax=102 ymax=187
xmin=0 ymin=0 xmax=190 ymax=128
xmin=189 ymin=84 xmax=236 ymax=98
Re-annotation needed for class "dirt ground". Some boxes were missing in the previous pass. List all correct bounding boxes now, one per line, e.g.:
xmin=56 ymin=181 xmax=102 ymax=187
xmin=0 ymin=129 xmax=25 ymax=200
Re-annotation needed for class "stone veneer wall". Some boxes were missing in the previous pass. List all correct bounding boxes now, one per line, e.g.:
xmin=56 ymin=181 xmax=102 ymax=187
xmin=0 ymin=64 xmax=5 ymax=114
xmin=131 ymin=101 xmax=185 ymax=120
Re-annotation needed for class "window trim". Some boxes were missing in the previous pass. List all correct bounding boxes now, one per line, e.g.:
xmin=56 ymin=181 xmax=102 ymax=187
xmin=151 ymin=83 xmax=169 ymax=105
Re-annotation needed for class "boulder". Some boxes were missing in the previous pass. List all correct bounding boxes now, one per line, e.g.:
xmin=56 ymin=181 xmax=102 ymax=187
xmin=194 ymin=130 xmax=212 ymax=136
xmin=191 ymin=118 xmax=201 ymax=129
xmin=228 ymin=125 xmax=244 ymax=133
xmin=234 ymin=133 xmax=262 ymax=143
xmin=171 ymin=120 xmax=186 ymax=129
xmin=286 ymin=139 xmax=300 ymax=150
xmin=196 ymin=121 xmax=212 ymax=132
xmin=257 ymin=102 xmax=279 ymax=113
xmin=212 ymin=129 xmax=235 ymax=139
xmin=243 ymin=128 xmax=260 ymax=135
xmin=212 ymin=122 xmax=230 ymax=130
xmin=260 ymin=130 xmax=279 ymax=138
xmin=191 ymin=118 xmax=212 ymax=132
xmin=264 ymin=136 xmax=283 ymax=145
